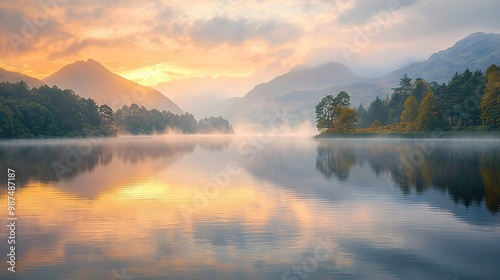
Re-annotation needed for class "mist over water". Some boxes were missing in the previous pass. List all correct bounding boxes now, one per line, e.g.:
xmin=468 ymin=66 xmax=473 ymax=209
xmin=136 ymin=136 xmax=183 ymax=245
xmin=0 ymin=136 xmax=499 ymax=279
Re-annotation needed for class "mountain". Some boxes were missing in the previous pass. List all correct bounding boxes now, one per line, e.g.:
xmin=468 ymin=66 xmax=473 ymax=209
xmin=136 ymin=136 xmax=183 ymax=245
xmin=0 ymin=67 xmax=45 ymax=88
xmin=245 ymin=62 xmax=364 ymax=100
xmin=379 ymin=32 xmax=500 ymax=86
xmin=43 ymin=59 xmax=183 ymax=114
xmin=194 ymin=97 xmax=242 ymax=119
xmin=226 ymin=32 xmax=500 ymax=131
xmin=226 ymin=62 xmax=366 ymax=129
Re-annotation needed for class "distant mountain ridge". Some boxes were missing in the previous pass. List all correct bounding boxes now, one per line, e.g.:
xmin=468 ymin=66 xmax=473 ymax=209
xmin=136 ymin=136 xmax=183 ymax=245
xmin=225 ymin=32 xmax=500 ymax=131
xmin=245 ymin=62 xmax=364 ymax=100
xmin=0 ymin=67 xmax=45 ymax=88
xmin=378 ymin=32 xmax=500 ymax=86
xmin=43 ymin=59 xmax=183 ymax=114
xmin=226 ymin=62 xmax=367 ymax=129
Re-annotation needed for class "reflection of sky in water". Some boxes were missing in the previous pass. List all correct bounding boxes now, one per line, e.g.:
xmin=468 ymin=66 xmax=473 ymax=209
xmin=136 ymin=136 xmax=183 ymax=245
xmin=0 ymin=136 xmax=499 ymax=279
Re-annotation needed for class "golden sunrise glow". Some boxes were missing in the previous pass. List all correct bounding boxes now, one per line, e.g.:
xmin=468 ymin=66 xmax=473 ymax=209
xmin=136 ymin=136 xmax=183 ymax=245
xmin=0 ymin=177 xmax=436 ymax=272
xmin=2 ymin=0 xmax=496 ymax=94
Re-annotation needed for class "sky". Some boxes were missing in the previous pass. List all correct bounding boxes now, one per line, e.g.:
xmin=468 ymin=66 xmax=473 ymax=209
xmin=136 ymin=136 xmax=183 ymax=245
xmin=1 ymin=0 xmax=500 ymax=105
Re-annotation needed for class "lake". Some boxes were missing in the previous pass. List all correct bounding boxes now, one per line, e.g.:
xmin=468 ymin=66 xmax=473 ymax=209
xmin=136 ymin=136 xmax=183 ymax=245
xmin=0 ymin=136 xmax=499 ymax=280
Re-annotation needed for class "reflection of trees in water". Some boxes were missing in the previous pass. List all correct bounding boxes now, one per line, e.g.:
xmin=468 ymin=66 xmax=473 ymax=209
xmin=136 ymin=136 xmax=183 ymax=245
xmin=316 ymin=144 xmax=356 ymax=181
xmin=0 ymin=137 xmax=231 ymax=186
xmin=480 ymin=150 xmax=500 ymax=213
xmin=0 ymin=144 xmax=103 ymax=184
xmin=197 ymin=137 xmax=231 ymax=152
xmin=315 ymin=141 xmax=500 ymax=214
xmin=115 ymin=140 xmax=196 ymax=164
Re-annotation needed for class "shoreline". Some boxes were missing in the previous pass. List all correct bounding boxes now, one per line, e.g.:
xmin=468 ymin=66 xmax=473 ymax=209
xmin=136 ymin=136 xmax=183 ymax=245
xmin=315 ymin=131 xmax=500 ymax=139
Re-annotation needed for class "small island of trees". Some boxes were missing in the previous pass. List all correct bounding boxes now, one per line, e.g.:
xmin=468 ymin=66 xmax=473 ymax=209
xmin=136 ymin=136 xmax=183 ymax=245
xmin=316 ymin=64 xmax=500 ymax=136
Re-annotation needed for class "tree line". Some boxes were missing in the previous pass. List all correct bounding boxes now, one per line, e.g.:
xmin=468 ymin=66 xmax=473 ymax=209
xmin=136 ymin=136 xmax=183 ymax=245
xmin=316 ymin=64 xmax=500 ymax=134
xmin=0 ymin=81 xmax=233 ymax=138
xmin=115 ymin=104 xmax=234 ymax=135
xmin=0 ymin=81 xmax=116 ymax=138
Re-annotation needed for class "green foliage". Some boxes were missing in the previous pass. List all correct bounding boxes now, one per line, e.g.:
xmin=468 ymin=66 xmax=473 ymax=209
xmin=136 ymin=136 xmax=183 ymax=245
xmin=435 ymin=69 xmax=485 ymax=127
xmin=115 ymin=104 xmax=233 ymax=135
xmin=315 ymin=95 xmax=335 ymax=129
xmin=334 ymin=91 xmax=351 ymax=107
xmin=316 ymin=91 xmax=356 ymax=133
xmin=392 ymin=74 xmax=413 ymax=96
xmin=356 ymin=105 xmax=369 ymax=128
xmin=413 ymin=78 xmax=428 ymax=101
xmin=367 ymin=96 xmax=387 ymax=125
xmin=198 ymin=116 xmax=234 ymax=134
xmin=480 ymin=64 xmax=500 ymax=130
xmin=386 ymin=75 xmax=414 ymax=124
xmin=21 ymin=101 xmax=59 ymax=136
xmin=318 ymin=66 xmax=498 ymax=135
xmin=0 ymin=81 xmax=111 ymax=138
xmin=98 ymin=105 xmax=117 ymax=136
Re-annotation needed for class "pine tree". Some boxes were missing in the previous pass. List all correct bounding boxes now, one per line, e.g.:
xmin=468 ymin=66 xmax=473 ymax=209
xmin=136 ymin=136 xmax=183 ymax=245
xmin=412 ymin=78 xmax=428 ymax=101
xmin=387 ymin=74 xmax=415 ymax=124
xmin=356 ymin=104 xmax=369 ymax=128
xmin=367 ymin=96 xmax=387 ymax=125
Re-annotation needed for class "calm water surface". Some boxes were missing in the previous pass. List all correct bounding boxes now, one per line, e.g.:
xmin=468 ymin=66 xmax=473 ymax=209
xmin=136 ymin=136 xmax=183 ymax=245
xmin=0 ymin=136 xmax=499 ymax=280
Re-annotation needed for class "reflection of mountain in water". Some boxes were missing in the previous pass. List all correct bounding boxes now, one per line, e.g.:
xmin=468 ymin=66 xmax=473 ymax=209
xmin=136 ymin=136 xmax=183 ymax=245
xmin=0 ymin=137 xmax=231 ymax=187
xmin=315 ymin=141 xmax=500 ymax=214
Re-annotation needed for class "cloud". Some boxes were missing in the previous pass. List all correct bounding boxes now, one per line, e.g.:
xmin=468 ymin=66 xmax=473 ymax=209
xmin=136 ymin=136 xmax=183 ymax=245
xmin=337 ymin=0 xmax=418 ymax=26
xmin=189 ymin=16 xmax=300 ymax=46
xmin=47 ymin=37 xmax=131 ymax=59
xmin=0 ymin=5 xmax=70 ymax=55
xmin=0 ymin=0 xmax=499 ymax=92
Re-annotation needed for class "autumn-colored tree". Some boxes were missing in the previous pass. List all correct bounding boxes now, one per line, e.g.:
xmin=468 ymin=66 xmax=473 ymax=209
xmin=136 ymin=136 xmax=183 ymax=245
xmin=370 ymin=119 xmax=383 ymax=129
xmin=415 ymin=90 xmax=441 ymax=131
xmin=338 ymin=107 xmax=358 ymax=131
xmin=480 ymin=162 xmax=500 ymax=214
xmin=400 ymin=95 xmax=419 ymax=124
xmin=480 ymin=64 xmax=500 ymax=130
xmin=387 ymin=75 xmax=413 ymax=124
xmin=316 ymin=91 xmax=352 ymax=131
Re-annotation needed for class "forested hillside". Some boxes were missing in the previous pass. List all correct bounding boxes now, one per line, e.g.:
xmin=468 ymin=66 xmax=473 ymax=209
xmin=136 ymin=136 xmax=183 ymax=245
xmin=316 ymin=64 xmax=500 ymax=135
xmin=0 ymin=82 xmax=234 ymax=138
xmin=0 ymin=81 xmax=116 ymax=138
xmin=115 ymin=104 xmax=233 ymax=135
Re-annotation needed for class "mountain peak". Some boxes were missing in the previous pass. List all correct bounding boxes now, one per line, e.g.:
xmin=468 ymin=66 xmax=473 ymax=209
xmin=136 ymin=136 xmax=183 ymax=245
xmin=385 ymin=31 xmax=500 ymax=84
xmin=450 ymin=32 xmax=500 ymax=50
xmin=43 ymin=60 xmax=183 ymax=114
xmin=243 ymin=61 xmax=364 ymax=101
xmin=65 ymin=58 xmax=107 ymax=72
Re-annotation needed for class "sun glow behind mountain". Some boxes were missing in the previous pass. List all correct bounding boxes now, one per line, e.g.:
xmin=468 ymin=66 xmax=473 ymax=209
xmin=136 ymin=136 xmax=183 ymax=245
xmin=1 ymin=0 xmax=499 ymax=94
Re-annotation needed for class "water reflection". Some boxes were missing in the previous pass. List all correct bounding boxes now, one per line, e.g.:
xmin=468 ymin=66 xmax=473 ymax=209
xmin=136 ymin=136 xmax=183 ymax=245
xmin=316 ymin=144 xmax=356 ymax=180
xmin=0 ymin=136 xmax=498 ymax=280
xmin=0 ymin=136 xmax=230 ymax=187
xmin=315 ymin=140 xmax=500 ymax=214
